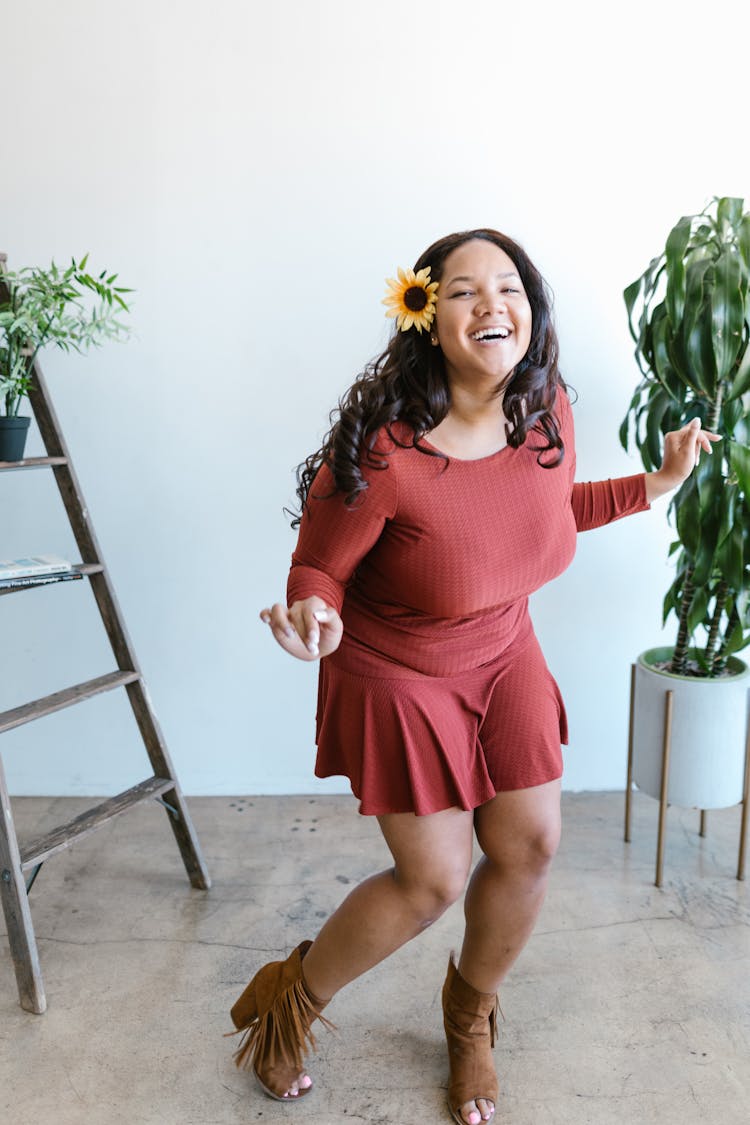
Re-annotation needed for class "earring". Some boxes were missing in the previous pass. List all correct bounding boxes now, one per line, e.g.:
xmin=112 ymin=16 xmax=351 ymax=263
xmin=430 ymin=335 xmax=439 ymax=347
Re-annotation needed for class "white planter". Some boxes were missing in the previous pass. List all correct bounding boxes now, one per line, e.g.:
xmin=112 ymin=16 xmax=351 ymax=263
xmin=632 ymin=647 xmax=750 ymax=810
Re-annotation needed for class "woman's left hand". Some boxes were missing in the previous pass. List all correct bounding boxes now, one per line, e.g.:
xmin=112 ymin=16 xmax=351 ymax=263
xmin=646 ymin=417 xmax=722 ymax=502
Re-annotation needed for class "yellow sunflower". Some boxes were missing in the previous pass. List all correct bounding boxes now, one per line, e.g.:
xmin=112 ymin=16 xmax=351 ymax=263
xmin=382 ymin=266 xmax=439 ymax=333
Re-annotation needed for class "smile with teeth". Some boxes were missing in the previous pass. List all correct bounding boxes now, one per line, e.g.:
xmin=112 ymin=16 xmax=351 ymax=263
xmin=470 ymin=326 xmax=511 ymax=341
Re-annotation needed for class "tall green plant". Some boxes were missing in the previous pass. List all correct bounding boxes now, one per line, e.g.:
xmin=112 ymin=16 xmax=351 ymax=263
xmin=0 ymin=255 xmax=131 ymax=416
xmin=621 ymin=196 xmax=750 ymax=677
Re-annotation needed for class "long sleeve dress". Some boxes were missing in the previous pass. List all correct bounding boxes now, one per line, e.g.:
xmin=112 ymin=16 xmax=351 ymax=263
xmin=287 ymin=387 xmax=650 ymax=816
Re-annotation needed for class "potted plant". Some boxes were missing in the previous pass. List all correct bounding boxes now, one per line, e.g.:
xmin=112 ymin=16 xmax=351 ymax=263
xmin=0 ymin=254 xmax=131 ymax=461
xmin=621 ymin=196 xmax=750 ymax=828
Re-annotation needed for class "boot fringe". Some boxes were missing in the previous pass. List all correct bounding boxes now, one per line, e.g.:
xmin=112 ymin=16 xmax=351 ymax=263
xmin=231 ymin=977 xmax=335 ymax=1073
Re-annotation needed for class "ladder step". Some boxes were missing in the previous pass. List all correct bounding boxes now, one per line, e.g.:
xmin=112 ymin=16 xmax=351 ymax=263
xmin=0 ymin=456 xmax=68 ymax=472
xmin=0 ymin=670 xmax=140 ymax=733
xmin=19 ymin=776 xmax=175 ymax=869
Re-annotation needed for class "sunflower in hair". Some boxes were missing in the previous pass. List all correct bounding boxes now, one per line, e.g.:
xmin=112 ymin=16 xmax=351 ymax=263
xmin=382 ymin=266 xmax=439 ymax=333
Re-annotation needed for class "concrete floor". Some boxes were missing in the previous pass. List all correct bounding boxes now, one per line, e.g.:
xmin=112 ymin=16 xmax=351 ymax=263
xmin=0 ymin=791 xmax=748 ymax=1125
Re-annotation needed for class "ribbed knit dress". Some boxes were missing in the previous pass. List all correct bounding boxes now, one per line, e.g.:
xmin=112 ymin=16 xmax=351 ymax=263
xmin=287 ymin=387 xmax=650 ymax=816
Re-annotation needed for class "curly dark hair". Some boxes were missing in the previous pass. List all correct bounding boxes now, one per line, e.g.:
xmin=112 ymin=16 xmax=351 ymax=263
xmin=291 ymin=228 xmax=569 ymax=526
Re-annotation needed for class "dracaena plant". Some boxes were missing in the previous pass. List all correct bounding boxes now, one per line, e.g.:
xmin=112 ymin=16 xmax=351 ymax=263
xmin=621 ymin=196 xmax=750 ymax=677
xmin=0 ymin=255 xmax=132 ymax=417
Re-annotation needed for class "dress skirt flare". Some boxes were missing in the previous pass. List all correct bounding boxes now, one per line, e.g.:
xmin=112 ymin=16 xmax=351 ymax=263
xmin=314 ymin=620 xmax=569 ymax=817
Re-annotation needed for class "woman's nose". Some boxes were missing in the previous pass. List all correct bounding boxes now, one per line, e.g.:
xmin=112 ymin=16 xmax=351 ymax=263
xmin=476 ymin=289 xmax=507 ymax=315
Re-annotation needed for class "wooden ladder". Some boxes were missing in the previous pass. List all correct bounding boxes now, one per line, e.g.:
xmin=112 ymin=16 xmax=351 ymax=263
xmin=0 ymin=255 xmax=211 ymax=1014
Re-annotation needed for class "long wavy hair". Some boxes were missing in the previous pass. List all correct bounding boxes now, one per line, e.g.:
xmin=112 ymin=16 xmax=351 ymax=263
xmin=291 ymin=228 xmax=569 ymax=526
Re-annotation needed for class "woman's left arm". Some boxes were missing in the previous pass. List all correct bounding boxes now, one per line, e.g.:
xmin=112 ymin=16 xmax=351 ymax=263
xmin=643 ymin=416 xmax=722 ymax=503
xmin=570 ymin=423 xmax=722 ymax=531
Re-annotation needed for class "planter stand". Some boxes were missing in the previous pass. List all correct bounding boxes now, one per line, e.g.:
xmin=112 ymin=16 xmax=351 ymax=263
xmin=624 ymin=664 xmax=750 ymax=887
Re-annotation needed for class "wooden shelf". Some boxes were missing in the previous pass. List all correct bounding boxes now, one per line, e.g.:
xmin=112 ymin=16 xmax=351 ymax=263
xmin=0 ymin=456 xmax=67 ymax=472
xmin=20 ymin=777 xmax=174 ymax=870
xmin=0 ymin=670 xmax=141 ymax=734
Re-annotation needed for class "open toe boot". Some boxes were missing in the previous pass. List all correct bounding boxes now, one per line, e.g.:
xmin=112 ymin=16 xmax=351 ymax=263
xmin=229 ymin=940 xmax=333 ymax=1101
xmin=442 ymin=955 xmax=499 ymax=1124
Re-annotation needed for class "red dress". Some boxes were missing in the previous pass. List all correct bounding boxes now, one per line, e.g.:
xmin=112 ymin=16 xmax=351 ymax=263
xmin=287 ymin=388 xmax=649 ymax=815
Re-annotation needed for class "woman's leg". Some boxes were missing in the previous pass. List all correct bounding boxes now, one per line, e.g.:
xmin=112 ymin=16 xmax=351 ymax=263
xmin=451 ymin=778 xmax=562 ymax=1124
xmin=460 ymin=778 xmax=561 ymax=990
xmin=262 ymin=804 xmax=475 ymax=1097
xmin=303 ymin=804 xmax=474 ymax=998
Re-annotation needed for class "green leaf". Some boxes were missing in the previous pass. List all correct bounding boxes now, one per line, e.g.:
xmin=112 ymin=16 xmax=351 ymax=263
xmin=624 ymin=278 xmax=642 ymax=343
xmin=722 ymin=391 xmax=746 ymax=432
xmin=726 ymin=342 xmax=750 ymax=401
xmin=683 ymin=260 xmax=716 ymax=395
xmin=688 ymin=587 xmax=710 ymax=633
xmin=663 ymin=572 xmax=690 ymax=626
xmin=717 ymin=197 xmax=744 ymax=230
xmin=738 ymin=215 xmax=750 ymax=269
xmin=710 ymin=251 xmax=744 ymax=381
xmin=716 ymin=523 xmax=744 ymax=590
xmin=676 ymin=475 xmax=701 ymax=556
xmin=644 ymin=386 xmax=671 ymax=467
xmin=729 ymin=440 xmax=750 ymax=497
xmin=651 ymin=309 xmax=678 ymax=392
xmin=716 ymin=483 xmax=737 ymax=548
xmin=665 ymin=216 xmax=691 ymax=327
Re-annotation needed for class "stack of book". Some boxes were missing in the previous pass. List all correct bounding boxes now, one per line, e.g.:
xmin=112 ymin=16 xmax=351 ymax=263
xmin=0 ymin=555 xmax=81 ymax=589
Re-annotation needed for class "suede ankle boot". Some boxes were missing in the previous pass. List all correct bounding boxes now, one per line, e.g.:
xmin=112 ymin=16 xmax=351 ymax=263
xmin=229 ymin=940 xmax=333 ymax=1101
xmin=442 ymin=955 xmax=499 ymax=1124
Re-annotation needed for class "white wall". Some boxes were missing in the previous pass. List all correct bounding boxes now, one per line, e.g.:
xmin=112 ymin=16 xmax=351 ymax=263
xmin=0 ymin=0 xmax=746 ymax=796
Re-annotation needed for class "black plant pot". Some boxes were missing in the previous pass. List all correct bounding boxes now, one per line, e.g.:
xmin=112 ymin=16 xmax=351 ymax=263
xmin=0 ymin=416 xmax=31 ymax=462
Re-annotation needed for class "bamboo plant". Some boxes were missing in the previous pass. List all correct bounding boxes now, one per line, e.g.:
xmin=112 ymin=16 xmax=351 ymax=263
xmin=0 ymin=255 xmax=131 ymax=417
xmin=621 ymin=196 xmax=750 ymax=677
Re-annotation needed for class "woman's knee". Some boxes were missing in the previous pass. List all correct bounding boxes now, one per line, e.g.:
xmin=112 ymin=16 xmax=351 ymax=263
xmin=378 ymin=806 xmax=474 ymax=927
xmin=480 ymin=816 xmax=561 ymax=878
xmin=475 ymin=782 xmax=562 ymax=876
xmin=505 ymin=820 xmax=561 ymax=874
xmin=391 ymin=862 xmax=468 ymax=925
xmin=524 ymin=818 xmax=561 ymax=868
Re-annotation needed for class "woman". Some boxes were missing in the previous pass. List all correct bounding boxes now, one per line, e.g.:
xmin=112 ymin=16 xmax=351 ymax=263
xmin=231 ymin=229 xmax=718 ymax=1125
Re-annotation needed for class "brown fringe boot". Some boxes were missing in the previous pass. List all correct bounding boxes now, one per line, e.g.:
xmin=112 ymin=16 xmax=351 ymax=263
xmin=442 ymin=956 xmax=500 ymax=1124
xmin=229 ymin=940 xmax=334 ymax=1101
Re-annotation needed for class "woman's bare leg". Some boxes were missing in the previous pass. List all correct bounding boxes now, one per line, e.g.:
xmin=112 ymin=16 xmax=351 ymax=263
xmin=279 ymin=805 xmax=475 ymax=1096
xmin=453 ymin=779 xmax=562 ymax=1124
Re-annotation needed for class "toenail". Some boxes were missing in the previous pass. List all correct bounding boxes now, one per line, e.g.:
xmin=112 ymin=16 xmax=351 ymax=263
xmin=468 ymin=1114 xmax=481 ymax=1125
xmin=300 ymin=1075 xmax=312 ymax=1089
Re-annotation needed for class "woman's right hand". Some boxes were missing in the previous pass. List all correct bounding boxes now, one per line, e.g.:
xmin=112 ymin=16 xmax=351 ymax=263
xmin=260 ymin=596 xmax=343 ymax=661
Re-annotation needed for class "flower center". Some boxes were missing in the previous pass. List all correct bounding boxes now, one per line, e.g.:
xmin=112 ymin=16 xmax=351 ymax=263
xmin=403 ymin=285 xmax=428 ymax=312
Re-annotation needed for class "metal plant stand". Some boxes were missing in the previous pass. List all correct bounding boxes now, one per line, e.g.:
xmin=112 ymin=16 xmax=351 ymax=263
xmin=624 ymin=662 xmax=750 ymax=887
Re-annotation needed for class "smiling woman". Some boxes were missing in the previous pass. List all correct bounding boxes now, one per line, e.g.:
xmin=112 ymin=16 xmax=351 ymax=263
xmin=294 ymin=229 xmax=567 ymax=515
xmin=427 ymin=241 xmax=534 ymax=458
xmin=236 ymin=228 xmax=715 ymax=1125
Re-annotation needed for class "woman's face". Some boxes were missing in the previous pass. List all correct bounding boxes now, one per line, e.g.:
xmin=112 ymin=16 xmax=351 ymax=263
xmin=433 ymin=239 xmax=533 ymax=391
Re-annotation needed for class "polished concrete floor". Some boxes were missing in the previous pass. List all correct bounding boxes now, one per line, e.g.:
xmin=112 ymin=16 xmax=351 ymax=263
xmin=1 ymin=791 xmax=748 ymax=1125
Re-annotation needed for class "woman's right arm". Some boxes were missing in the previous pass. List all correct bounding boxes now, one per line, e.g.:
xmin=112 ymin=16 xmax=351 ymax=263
xmin=261 ymin=455 xmax=398 ymax=661
xmin=260 ymin=597 xmax=343 ymax=660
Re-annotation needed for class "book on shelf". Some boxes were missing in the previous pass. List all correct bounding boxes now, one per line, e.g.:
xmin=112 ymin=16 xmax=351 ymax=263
xmin=0 ymin=554 xmax=73 ymax=580
xmin=0 ymin=571 xmax=83 ymax=590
